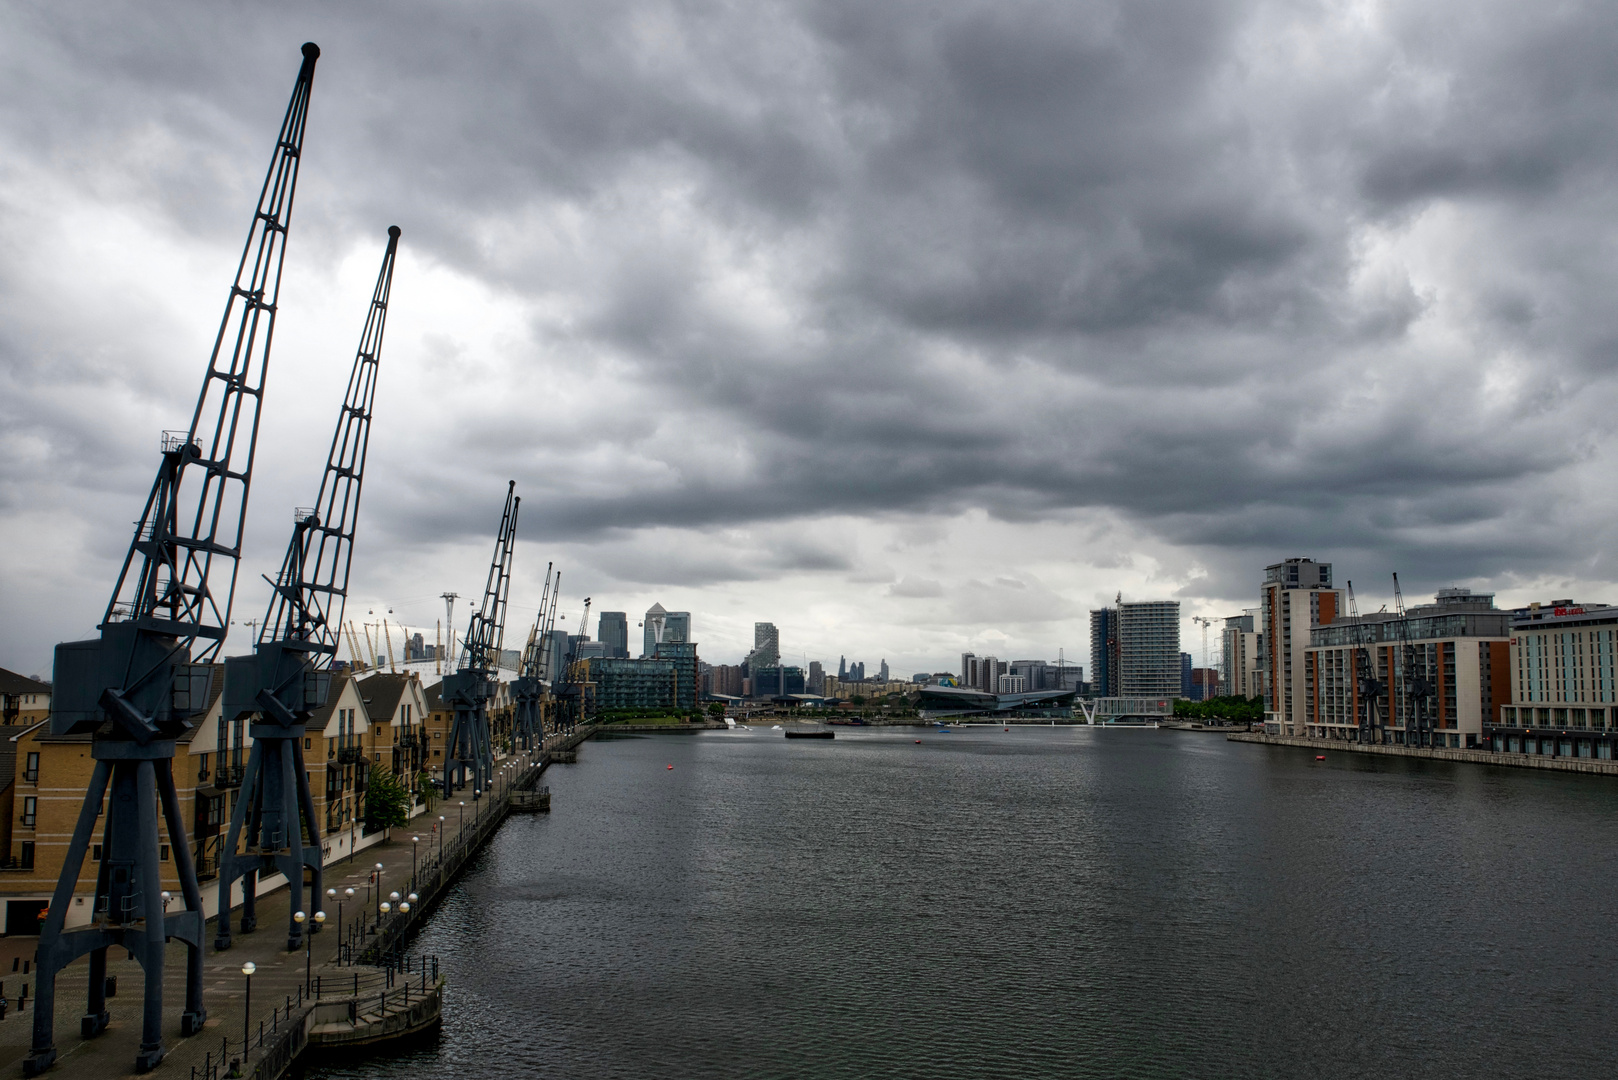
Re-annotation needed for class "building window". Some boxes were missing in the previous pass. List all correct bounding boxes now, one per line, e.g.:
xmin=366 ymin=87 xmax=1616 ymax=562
xmin=20 ymin=797 xmax=36 ymax=827
xmin=305 ymin=737 xmax=312 ymax=750
xmin=92 ymin=844 xmax=102 ymax=861
xmin=18 ymin=842 xmax=33 ymax=870
xmin=160 ymin=845 xmax=170 ymax=861
xmin=23 ymin=752 xmax=39 ymax=784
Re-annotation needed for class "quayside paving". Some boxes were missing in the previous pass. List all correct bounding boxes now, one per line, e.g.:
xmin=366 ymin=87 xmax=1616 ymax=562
xmin=1229 ymin=731 xmax=1618 ymax=776
xmin=0 ymin=725 xmax=595 ymax=1080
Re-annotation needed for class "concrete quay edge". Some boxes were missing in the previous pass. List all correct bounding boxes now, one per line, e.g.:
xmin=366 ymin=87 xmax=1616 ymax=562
xmin=1228 ymin=731 xmax=1618 ymax=776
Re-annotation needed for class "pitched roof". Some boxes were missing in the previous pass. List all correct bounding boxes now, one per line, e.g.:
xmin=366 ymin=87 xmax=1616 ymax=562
xmin=356 ymin=672 xmax=413 ymax=722
xmin=645 ymin=602 xmax=667 ymax=615
xmin=309 ymin=670 xmax=357 ymax=729
xmin=423 ymin=680 xmax=446 ymax=713
xmin=0 ymin=667 xmax=50 ymax=696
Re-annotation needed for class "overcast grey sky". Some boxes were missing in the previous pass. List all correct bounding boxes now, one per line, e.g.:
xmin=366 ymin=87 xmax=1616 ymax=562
xmin=6 ymin=0 xmax=1618 ymax=679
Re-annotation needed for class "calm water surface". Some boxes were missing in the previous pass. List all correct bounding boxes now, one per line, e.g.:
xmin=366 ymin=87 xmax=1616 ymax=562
xmin=305 ymin=727 xmax=1618 ymax=1079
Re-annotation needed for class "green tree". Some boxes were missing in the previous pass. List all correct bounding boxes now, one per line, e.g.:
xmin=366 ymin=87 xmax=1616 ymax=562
xmin=365 ymin=766 xmax=412 ymax=831
xmin=415 ymin=769 xmax=439 ymax=813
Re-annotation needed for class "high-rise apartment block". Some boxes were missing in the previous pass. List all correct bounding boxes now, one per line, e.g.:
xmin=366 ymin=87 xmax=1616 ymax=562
xmin=1261 ymin=558 xmax=1341 ymax=735
xmin=1090 ymin=600 xmax=1181 ymax=698
xmin=959 ymin=653 xmax=1005 ymax=693
xmin=1220 ymin=611 xmax=1261 ymax=698
xmin=1118 ymin=602 xmax=1181 ymax=697
xmin=808 ymin=660 xmax=824 ymax=694
xmin=1090 ymin=608 xmax=1119 ymax=697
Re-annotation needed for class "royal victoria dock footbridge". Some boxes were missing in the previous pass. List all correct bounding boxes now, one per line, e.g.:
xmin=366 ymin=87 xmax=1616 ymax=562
xmin=0 ymin=725 xmax=592 ymax=1080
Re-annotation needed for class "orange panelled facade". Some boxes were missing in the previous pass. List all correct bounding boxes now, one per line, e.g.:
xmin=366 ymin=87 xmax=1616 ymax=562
xmin=1486 ymin=641 xmax=1511 ymax=724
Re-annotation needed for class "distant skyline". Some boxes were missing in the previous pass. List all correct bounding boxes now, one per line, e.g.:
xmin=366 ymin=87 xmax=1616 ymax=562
xmin=8 ymin=4 xmax=1618 ymax=681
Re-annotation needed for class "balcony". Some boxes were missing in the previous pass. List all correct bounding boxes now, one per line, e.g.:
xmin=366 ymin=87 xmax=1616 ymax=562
xmin=337 ymin=745 xmax=363 ymax=765
xmin=215 ymin=764 xmax=246 ymax=790
xmin=397 ymin=732 xmax=418 ymax=749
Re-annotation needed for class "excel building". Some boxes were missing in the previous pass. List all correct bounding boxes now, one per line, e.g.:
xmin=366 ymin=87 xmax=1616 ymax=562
xmin=1486 ymin=601 xmax=1618 ymax=760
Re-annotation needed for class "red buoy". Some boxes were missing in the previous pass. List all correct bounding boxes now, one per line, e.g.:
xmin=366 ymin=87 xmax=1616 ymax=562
xmin=914 ymin=740 xmax=921 ymax=744
xmin=1315 ymin=755 xmax=1325 ymax=761
xmin=666 ymin=764 xmax=674 ymax=770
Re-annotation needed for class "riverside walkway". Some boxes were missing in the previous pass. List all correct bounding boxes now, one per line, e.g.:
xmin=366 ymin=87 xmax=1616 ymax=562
xmin=1229 ymin=731 xmax=1618 ymax=776
xmin=0 ymin=725 xmax=594 ymax=1080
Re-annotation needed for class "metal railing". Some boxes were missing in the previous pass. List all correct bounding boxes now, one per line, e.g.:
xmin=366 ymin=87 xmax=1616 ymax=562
xmin=188 ymin=956 xmax=439 ymax=1080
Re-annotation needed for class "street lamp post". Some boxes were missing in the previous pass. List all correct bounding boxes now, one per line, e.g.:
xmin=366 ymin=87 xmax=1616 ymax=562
xmin=241 ymin=961 xmax=256 ymax=1054
xmin=342 ymin=887 xmax=355 ymax=961
xmin=458 ymin=801 xmax=465 ymax=841
xmin=411 ymin=836 xmax=419 ymax=893
xmin=374 ymin=863 xmax=384 ymax=932
xmin=296 ymin=911 xmax=325 ymax=994
xmin=437 ymin=816 xmax=445 ymax=864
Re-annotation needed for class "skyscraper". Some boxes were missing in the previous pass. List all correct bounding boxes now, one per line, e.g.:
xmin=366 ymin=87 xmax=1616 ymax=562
xmin=640 ymin=604 xmax=692 ymax=657
xmin=598 ymin=611 xmax=629 ymax=658
xmin=879 ymin=659 xmax=890 ymax=682
xmin=838 ymin=656 xmax=847 ymax=680
xmin=749 ymin=622 xmax=780 ymax=670
xmin=808 ymin=660 xmax=824 ymax=693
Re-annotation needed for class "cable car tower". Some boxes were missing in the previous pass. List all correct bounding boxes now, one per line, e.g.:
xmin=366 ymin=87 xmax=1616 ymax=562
xmin=215 ymin=226 xmax=400 ymax=953
xmin=443 ymin=482 xmax=519 ymax=798
xmin=27 ymin=43 xmax=320 ymax=1076
xmin=512 ymin=562 xmax=554 ymax=751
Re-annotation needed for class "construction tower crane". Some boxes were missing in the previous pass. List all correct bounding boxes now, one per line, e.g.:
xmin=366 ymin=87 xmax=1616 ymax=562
xmin=1192 ymin=616 xmax=1214 ymax=693
xmin=1346 ymin=581 xmax=1384 ymax=744
xmin=214 ymin=226 xmax=399 ymax=954
xmin=1393 ymin=573 xmax=1436 ymax=747
xmin=511 ymin=563 xmax=554 ymax=751
xmin=27 ymin=44 xmax=320 ymax=1077
xmin=442 ymin=482 xmax=519 ymax=798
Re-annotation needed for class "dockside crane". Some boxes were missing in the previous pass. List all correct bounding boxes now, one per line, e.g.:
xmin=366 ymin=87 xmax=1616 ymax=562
xmin=214 ymin=226 xmax=400 ymax=953
xmin=1347 ymin=581 xmax=1384 ymax=743
xmin=555 ymin=596 xmax=593 ymax=733
xmin=27 ymin=44 xmax=320 ymax=1077
xmin=511 ymin=563 xmax=554 ymax=751
xmin=442 ymin=482 xmax=519 ymax=798
xmin=1392 ymin=573 xmax=1436 ymax=747
xmin=539 ymin=571 xmax=562 ymax=680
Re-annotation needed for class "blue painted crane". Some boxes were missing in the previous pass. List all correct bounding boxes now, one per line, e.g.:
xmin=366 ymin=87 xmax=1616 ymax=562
xmin=442 ymin=483 xmax=520 ymax=798
xmin=214 ymin=226 xmax=401 ymax=953
xmin=27 ymin=43 xmax=320 ymax=1076
xmin=511 ymin=563 xmax=554 ymax=751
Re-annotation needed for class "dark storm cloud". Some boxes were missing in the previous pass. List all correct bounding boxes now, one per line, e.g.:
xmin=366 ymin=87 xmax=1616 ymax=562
xmin=9 ymin=0 xmax=1618 ymax=669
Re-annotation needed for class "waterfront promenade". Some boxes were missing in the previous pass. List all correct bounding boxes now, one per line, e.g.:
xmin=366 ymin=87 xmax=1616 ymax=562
xmin=0 ymin=726 xmax=591 ymax=1080
xmin=1229 ymin=731 xmax=1618 ymax=775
